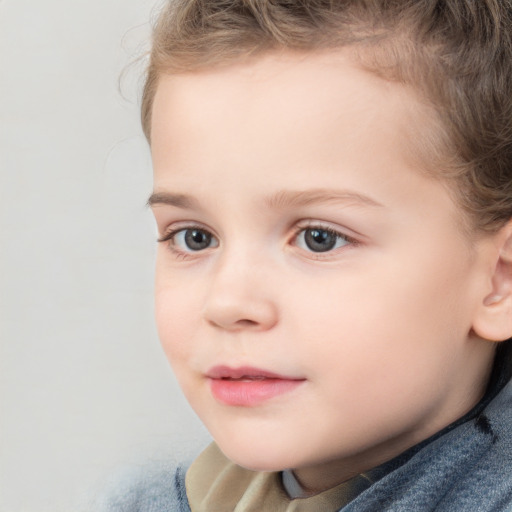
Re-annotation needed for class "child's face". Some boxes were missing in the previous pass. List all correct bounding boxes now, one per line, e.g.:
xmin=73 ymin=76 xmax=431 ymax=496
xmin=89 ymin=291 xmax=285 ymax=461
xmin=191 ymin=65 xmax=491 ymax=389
xmin=149 ymin=52 xmax=495 ymax=490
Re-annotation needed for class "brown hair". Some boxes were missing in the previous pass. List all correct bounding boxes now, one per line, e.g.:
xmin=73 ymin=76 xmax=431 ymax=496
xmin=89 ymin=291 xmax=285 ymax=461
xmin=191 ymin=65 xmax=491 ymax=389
xmin=142 ymin=0 xmax=512 ymax=231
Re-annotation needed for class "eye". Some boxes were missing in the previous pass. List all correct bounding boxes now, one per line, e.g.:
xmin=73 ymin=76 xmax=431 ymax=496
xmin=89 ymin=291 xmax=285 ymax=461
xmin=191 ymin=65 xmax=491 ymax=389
xmin=295 ymin=227 xmax=351 ymax=253
xmin=160 ymin=227 xmax=219 ymax=252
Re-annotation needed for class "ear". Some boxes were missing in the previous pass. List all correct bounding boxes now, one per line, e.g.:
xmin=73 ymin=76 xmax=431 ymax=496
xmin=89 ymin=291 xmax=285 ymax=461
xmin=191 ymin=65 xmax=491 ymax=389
xmin=472 ymin=220 xmax=512 ymax=342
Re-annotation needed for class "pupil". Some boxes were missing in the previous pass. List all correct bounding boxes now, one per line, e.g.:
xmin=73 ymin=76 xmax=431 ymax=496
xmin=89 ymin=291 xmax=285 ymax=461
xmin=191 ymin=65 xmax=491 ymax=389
xmin=305 ymin=229 xmax=336 ymax=252
xmin=185 ymin=229 xmax=211 ymax=250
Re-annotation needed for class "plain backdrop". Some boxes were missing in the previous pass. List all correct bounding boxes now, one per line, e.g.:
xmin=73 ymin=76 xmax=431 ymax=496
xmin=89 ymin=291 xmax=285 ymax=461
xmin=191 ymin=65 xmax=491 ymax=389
xmin=0 ymin=1 xmax=210 ymax=510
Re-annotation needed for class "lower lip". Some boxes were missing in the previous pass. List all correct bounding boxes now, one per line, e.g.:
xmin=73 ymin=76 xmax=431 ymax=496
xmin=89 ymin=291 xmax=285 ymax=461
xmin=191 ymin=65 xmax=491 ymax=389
xmin=209 ymin=378 xmax=304 ymax=406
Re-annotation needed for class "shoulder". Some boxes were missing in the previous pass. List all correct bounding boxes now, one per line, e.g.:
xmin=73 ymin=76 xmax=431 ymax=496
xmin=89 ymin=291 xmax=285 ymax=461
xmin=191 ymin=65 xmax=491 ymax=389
xmin=91 ymin=461 xmax=191 ymax=512
xmin=345 ymin=381 xmax=512 ymax=512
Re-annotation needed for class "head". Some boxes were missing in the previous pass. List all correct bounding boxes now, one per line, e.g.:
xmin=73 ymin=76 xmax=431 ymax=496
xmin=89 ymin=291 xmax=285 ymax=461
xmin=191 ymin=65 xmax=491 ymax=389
xmin=145 ymin=0 xmax=512 ymax=491
xmin=143 ymin=0 xmax=512 ymax=232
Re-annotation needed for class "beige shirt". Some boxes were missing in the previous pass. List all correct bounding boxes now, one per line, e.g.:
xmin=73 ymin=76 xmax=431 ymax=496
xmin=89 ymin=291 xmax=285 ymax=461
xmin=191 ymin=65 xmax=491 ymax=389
xmin=186 ymin=443 xmax=373 ymax=512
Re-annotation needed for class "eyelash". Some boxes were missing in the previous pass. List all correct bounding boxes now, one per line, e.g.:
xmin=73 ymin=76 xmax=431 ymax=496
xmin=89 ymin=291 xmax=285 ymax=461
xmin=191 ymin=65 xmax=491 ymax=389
xmin=292 ymin=223 xmax=358 ymax=256
xmin=157 ymin=222 xmax=358 ymax=259
xmin=157 ymin=225 xmax=218 ymax=259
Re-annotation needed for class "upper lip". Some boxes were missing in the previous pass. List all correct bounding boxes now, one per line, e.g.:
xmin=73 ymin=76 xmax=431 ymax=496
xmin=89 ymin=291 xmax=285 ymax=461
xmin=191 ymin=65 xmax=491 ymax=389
xmin=206 ymin=365 xmax=304 ymax=380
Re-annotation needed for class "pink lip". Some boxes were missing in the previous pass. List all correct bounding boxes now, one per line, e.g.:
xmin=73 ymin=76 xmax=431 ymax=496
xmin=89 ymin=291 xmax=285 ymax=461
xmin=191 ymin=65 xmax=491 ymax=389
xmin=207 ymin=365 xmax=305 ymax=407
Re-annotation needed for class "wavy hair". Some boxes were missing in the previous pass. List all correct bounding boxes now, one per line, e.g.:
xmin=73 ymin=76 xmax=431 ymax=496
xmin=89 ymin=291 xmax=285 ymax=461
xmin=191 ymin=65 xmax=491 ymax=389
xmin=142 ymin=0 xmax=512 ymax=231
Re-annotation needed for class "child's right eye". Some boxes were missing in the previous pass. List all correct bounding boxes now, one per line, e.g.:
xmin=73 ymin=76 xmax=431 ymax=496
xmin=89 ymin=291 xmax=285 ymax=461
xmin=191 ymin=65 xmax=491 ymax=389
xmin=159 ymin=227 xmax=219 ymax=253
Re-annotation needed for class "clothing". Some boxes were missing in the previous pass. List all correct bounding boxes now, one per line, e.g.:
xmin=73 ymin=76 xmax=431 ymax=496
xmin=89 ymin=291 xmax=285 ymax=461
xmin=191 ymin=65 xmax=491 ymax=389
xmin=97 ymin=374 xmax=512 ymax=511
xmin=281 ymin=467 xmax=373 ymax=500
xmin=185 ymin=442 xmax=375 ymax=511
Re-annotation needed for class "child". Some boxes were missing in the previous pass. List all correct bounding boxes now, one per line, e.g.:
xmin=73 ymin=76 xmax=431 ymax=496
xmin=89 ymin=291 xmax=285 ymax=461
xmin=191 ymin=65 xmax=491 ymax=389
xmin=106 ymin=0 xmax=512 ymax=510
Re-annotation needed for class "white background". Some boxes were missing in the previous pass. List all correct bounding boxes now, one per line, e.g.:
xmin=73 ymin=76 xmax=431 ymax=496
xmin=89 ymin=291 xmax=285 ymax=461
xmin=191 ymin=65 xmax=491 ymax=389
xmin=0 ymin=1 xmax=210 ymax=510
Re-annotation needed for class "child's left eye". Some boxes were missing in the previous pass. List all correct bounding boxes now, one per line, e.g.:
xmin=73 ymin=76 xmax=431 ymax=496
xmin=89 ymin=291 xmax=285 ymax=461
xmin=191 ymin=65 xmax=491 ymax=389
xmin=294 ymin=227 xmax=351 ymax=253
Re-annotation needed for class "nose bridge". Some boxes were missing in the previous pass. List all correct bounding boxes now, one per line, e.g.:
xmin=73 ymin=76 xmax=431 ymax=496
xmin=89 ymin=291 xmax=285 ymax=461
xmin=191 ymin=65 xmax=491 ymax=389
xmin=202 ymin=242 xmax=278 ymax=331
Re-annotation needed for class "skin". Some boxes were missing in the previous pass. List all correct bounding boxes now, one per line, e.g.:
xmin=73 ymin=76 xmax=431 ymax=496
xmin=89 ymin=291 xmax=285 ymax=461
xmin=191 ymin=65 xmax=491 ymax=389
xmin=149 ymin=51 xmax=498 ymax=493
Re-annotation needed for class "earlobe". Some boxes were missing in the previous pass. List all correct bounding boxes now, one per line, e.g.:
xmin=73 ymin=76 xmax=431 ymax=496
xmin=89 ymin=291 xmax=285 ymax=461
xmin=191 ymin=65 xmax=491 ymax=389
xmin=472 ymin=220 xmax=512 ymax=342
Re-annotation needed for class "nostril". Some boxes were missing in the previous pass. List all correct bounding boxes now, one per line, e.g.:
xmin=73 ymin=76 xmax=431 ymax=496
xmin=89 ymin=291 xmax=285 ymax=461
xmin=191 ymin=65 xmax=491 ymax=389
xmin=207 ymin=318 xmax=258 ymax=329
xmin=203 ymin=297 xmax=278 ymax=331
xmin=235 ymin=319 xmax=259 ymax=327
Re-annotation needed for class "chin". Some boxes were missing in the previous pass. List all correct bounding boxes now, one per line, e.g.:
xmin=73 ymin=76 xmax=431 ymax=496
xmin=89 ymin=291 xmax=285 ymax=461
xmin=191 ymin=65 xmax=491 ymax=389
xmin=214 ymin=436 xmax=299 ymax=472
xmin=225 ymin=452 xmax=290 ymax=472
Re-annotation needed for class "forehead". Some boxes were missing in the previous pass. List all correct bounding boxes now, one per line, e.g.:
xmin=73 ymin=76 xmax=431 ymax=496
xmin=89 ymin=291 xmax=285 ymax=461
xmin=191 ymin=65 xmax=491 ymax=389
xmin=150 ymin=50 xmax=453 ymax=224
xmin=151 ymin=50 xmax=427 ymax=165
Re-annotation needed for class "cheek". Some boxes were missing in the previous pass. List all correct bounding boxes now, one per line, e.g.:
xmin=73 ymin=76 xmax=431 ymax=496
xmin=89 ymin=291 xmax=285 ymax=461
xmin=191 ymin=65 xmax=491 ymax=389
xmin=154 ymin=286 xmax=208 ymax=411
xmin=154 ymin=280 xmax=200 ymax=365
xmin=284 ymin=248 xmax=474 ymax=383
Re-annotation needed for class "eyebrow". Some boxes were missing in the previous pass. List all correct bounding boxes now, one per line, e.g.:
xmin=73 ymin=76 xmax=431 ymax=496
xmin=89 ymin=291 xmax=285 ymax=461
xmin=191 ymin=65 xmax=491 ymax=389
xmin=147 ymin=192 xmax=200 ymax=209
xmin=263 ymin=189 xmax=384 ymax=210
xmin=146 ymin=188 xmax=383 ymax=210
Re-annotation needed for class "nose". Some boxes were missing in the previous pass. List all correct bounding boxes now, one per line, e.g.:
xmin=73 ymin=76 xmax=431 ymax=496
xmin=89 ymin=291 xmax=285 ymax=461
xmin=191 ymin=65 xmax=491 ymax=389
xmin=202 ymin=252 xmax=279 ymax=332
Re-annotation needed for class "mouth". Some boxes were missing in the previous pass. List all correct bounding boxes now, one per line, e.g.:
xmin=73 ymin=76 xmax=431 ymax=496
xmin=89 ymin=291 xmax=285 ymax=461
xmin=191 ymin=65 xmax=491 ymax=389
xmin=206 ymin=365 xmax=305 ymax=406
